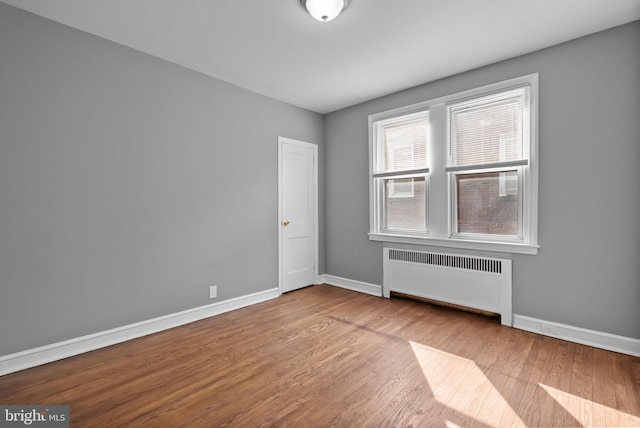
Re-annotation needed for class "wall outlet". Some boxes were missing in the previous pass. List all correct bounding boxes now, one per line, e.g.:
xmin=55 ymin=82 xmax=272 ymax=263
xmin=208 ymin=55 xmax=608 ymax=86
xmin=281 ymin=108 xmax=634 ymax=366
xmin=209 ymin=285 xmax=217 ymax=299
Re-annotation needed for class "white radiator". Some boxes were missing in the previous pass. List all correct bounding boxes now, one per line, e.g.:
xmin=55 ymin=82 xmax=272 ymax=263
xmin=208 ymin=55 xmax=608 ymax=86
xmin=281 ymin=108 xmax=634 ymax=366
xmin=383 ymin=248 xmax=512 ymax=326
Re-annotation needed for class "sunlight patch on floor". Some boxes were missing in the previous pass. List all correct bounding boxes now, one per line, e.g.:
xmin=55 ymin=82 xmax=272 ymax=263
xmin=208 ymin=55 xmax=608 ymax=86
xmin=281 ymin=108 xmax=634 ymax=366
xmin=539 ymin=383 xmax=640 ymax=427
xmin=410 ymin=341 xmax=525 ymax=427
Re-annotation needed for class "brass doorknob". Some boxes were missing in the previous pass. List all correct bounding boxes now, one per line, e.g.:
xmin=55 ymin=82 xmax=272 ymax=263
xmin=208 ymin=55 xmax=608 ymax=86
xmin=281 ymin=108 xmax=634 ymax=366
xmin=283 ymin=220 xmax=291 ymax=226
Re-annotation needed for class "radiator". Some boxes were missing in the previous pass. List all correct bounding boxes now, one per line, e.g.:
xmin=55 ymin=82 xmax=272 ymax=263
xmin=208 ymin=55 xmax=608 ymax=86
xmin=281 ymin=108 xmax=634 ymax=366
xmin=383 ymin=248 xmax=512 ymax=326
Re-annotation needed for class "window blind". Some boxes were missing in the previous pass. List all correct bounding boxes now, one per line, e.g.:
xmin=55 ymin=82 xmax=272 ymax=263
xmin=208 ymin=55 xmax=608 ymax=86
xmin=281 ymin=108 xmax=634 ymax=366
xmin=447 ymin=87 xmax=529 ymax=172
xmin=374 ymin=111 xmax=429 ymax=176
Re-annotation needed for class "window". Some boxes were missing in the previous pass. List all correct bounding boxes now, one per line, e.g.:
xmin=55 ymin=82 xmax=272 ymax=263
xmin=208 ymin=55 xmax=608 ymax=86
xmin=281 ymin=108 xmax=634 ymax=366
xmin=447 ymin=87 xmax=529 ymax=241
xmin=371 ymin=111 xmax=430 ymax=233
xmin=369 ymin=74 xmax=538 ymax=254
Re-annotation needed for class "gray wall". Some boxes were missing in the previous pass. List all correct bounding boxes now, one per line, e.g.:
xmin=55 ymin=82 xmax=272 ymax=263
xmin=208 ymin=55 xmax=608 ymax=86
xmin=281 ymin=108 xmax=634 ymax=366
xmin=0 ymin=3 xmax=324 ymax=355
xmin=325 ymin=21 xmax=640 ymax=339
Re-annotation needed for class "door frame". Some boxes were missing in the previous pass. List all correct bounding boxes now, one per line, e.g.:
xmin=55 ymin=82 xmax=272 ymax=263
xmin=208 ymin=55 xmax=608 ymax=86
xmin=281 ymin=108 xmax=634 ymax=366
xmin=278 ymin=136 xmax=319 ymax=295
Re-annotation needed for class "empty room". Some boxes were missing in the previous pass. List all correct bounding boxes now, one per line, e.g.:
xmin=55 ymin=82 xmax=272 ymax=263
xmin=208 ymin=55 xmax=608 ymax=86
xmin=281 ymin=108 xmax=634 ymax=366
xmin=0 ymin=0 xmax=639 ymax=426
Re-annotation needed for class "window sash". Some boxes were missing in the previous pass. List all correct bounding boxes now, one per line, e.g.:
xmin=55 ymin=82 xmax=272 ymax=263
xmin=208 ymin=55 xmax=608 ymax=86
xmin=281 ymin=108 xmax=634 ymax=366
xmin=447 ymin=86 xmax=530 ymax=170
xmin=373 ymin=110 xmax=429 ymax=176
xmin=450 ymin=167 xmax=524 ymax=241
xmin=445 ymin=159 xmax=526 ymax=173
xmin=376 ymin=173 xmax=429 ymax=233
xmin=373 ymin=167 xmax=430 ymax=178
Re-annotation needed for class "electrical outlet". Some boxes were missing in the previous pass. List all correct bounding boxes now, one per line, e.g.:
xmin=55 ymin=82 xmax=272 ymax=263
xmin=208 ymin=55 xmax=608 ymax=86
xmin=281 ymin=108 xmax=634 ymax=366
xmin=209 ymin=285 xmax=217 ymax=299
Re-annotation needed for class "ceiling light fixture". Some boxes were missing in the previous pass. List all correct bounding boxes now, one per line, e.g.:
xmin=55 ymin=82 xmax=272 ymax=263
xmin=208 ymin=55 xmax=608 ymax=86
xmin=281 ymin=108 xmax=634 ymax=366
xmin=301 ymin=0 xmax=349 ymax=22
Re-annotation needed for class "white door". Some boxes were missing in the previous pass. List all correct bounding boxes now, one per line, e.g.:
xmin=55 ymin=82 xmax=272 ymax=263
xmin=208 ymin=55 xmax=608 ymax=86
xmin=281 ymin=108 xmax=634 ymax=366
xmin=278 ymin=137 xmax=318 ymax=293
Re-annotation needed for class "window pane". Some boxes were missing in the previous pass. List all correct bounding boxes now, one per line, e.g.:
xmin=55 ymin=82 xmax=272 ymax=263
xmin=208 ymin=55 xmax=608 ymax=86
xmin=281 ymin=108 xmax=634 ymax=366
xmin=449 ymin=87 xmax=527 ymax=168
xmin=379 ymin=113 xmax=429 ymax=174
xmin=456 ymin=171 xmax=518 ymax=236
xmin=384 ymin=177 xmax=426 ymax=231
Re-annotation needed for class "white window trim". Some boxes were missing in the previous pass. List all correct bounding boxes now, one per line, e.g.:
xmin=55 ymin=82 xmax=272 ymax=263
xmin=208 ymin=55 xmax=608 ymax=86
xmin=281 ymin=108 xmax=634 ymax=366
xmin=368 ymin=74 xmax=539 ymax=255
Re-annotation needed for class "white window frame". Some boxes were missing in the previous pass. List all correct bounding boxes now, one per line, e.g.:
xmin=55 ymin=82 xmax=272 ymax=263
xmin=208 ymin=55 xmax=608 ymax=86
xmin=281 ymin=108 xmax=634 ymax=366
xmin=368 ymin=74 xmax=539 ymax=255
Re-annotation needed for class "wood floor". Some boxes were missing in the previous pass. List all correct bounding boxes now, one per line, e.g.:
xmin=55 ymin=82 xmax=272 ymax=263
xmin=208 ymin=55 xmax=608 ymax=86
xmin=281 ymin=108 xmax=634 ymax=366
xmin=1 ymin=285 xmax=639 ymax=427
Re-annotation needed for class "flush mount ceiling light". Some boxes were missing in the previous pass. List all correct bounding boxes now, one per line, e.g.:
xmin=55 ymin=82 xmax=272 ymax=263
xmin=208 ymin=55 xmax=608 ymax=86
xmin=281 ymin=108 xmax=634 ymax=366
xmin=301 ymin=0 xmax=349 ymax=22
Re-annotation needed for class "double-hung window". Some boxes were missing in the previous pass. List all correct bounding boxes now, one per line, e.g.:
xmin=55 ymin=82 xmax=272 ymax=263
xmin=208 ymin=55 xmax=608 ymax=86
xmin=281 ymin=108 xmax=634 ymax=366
xmin=369 ymin=74 xmax=538 ymax=254
xmin=371 ymin=110 xmax=430 ymax=233
xmin=447 ymin=87 xmax=529 ymax=241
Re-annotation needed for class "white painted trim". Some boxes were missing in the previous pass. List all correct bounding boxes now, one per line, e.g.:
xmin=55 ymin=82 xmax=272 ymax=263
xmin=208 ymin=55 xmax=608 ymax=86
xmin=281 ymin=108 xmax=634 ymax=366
xmin=514 ymin=314 xmax=640 ymax=357
xmin=320 ymin=274 xmax=382 ymax=297
xmin=0 ymin=288 xmax=280 ymax=376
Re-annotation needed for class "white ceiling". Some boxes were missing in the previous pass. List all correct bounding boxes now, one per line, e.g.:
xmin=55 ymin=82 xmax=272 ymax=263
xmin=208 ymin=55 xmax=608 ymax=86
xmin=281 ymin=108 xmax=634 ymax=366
xmin=2 ymin=0 xmax=639 ymax=113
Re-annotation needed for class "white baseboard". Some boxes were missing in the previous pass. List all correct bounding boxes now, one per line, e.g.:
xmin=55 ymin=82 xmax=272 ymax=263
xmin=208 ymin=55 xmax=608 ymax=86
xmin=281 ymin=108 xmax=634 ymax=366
xmin=319 ymin=274 xmax=382 ymax=297
xmin=4 ymin=287 xmax=636 ymax=377
xmin=0 ymin=288 xmax=280 ymax=376
xmin=513 ymin=315 xmax=640 ymax=357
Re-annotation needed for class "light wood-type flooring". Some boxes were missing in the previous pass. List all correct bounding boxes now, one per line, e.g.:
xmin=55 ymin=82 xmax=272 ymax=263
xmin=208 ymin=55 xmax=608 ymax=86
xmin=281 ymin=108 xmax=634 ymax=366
xmin=1 ymin=285 xmax=639 ymax=427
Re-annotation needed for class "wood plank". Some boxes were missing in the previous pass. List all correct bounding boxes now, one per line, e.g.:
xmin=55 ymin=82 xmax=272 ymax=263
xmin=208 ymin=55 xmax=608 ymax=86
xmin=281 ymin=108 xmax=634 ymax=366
xmin=592 ymin=348 xmax=620 ymax=427
xmin=462 ymin=327 xmax=532 ymax=427
xmin=613 ymin=351 xmax=640 ymax=427
xmin=550 ymin=341 xmax=577 ymax=427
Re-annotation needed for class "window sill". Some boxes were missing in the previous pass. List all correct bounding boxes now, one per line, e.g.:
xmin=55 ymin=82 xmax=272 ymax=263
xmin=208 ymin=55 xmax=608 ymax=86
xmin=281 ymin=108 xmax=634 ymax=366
xmin=368 ymin=233 xmax=539 ymax=255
